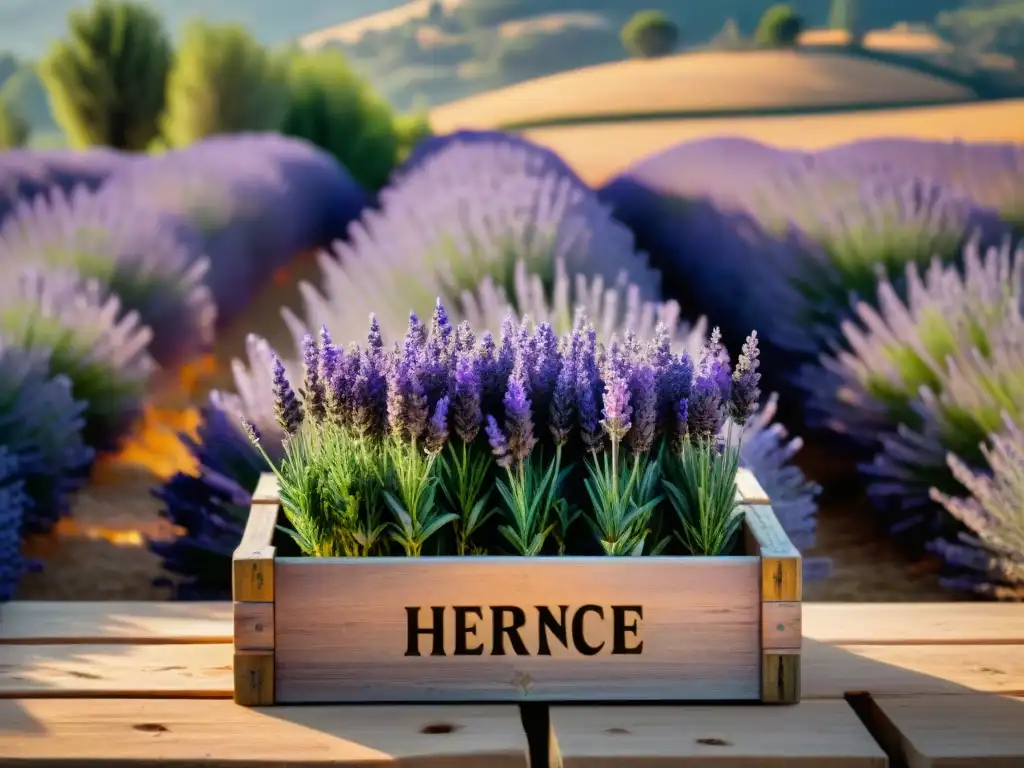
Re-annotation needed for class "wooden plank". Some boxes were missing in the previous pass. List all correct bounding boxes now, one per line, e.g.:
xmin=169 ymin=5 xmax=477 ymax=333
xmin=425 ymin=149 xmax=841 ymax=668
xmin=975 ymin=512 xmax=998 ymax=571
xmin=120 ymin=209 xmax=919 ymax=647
xmin=803 ymin=604 xmax=1024 ymax=645
xmin=273 ymin=556 xmax=762 ymax=703
xmin=251 ymin=472 xmax=280 ymax=504
xmin=865 ymin=694 xmax=1024 ymax=768
xmin=232 ymin=501 xmax=277 ymax=603
xmin=735 ymin=468 xmax=771 ymax=505
xmin=744 ymin=505 xmax=802 ymax=602
xmin=763 ymin=651 xmax=801 ymax=704
xmin=763 ymin=601 xmax=802 ymax=650
xmin=0 ymin=643 xmax=233 ymax=698
xmin=234 ymin=602 xmax=274 ymax=650
xmin=0 ymin=699 xmax=530 ymax=767
xmin=0 ymin=602 xmax=232 ymax=644
xmin=4 ymin=640 xmax=1017 ymax=701
xmin=234 ymin=650 xmax=274 ymax=706
xmin=549 ymin=700 xmax=887 ymax=767
xmin=802 ymin=642 xmax=1024 ymax=699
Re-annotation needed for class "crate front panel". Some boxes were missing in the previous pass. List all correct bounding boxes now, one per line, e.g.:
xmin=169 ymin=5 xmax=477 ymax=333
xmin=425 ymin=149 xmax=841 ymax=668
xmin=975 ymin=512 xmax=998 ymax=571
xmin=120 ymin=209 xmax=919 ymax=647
xmin=273 ymin=556 xmax=761 ymax=703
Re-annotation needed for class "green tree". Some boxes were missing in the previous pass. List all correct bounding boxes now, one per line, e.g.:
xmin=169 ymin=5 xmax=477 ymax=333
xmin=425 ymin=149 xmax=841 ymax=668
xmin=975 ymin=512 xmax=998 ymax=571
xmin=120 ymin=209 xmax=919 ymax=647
xmin=279 ymin=49 xmax=406 ymax=191
xmin=828 ymin=0 xmax=861 ymax=43
xmin=161 ymin=21 xmax=289 ymax=149
xmin=754 ymin=4 xmax=804 ymax=48
xmin=621 ymin=10 xmax=680 ymax=59
xmin=0 ymin=95 xmax=29 ymax=148
xmin=38 ymin=0 xmax=171 ymax=150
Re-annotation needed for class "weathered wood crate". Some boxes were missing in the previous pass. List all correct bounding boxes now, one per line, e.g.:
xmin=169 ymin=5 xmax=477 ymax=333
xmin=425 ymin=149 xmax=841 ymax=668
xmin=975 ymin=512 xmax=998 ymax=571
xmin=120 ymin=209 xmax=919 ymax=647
xmin=232 ymin=468 xmax=801 ymax=706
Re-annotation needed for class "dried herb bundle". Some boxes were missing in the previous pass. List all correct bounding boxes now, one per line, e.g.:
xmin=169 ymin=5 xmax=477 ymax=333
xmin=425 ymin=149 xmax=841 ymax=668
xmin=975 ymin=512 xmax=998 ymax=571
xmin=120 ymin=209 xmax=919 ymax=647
xmin=247 ymin=301 xmax=763 ymax=558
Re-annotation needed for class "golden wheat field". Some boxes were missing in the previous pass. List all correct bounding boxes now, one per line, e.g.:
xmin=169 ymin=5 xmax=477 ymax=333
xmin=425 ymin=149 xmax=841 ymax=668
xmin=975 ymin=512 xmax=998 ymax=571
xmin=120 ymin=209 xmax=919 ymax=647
xmin=515 ymin=99 xmax=1024 ymax=185
xmin=429 ymin=49 xmax=977 ymax=131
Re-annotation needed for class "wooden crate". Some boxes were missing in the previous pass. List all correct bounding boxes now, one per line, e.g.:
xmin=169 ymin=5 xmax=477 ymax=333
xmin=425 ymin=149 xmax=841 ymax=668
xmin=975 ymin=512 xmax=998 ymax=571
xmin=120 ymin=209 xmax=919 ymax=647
xmin=231 ymin=468 xmax=801 ymax=706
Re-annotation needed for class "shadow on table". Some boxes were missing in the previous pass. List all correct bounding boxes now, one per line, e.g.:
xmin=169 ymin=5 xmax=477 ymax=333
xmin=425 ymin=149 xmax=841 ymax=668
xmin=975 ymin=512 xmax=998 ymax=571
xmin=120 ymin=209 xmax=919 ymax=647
xmin=238 ymin=637 xmax=1024 ymax=767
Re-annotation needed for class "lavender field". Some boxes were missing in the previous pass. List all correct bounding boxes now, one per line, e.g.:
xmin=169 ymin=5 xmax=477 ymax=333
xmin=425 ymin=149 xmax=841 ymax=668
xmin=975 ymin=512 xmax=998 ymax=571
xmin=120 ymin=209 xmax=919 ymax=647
xmin=2 ymin=125 xmax=1022 ymax=605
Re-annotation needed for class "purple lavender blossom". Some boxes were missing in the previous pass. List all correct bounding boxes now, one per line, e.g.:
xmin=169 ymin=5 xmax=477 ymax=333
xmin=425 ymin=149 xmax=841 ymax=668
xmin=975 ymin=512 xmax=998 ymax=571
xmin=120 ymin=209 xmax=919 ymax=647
xmin=503 ymin=360 xmax=538 ymax=463
xmin=452 ymin=352 xmax=483 ymax=443
xmin=403 ymin=311 xmax=427 ymax=361
xmin=928 ymin=413 xmax=1024 ymax=598
xmin=454 ymin=320 xmax=476 ymax=354
xmin=272 ymin=357 xmax=303 ymax=435
xmin=687 ymin=362 xmax=725 ymax=444
xmin=0 ymin=447 xmax=30 ymax=601
xmin=627 ymin=363 xmax=658 ymax=454
xmin=729 ymin=331 xmax=762 ymax=427
xmin=486 ymin=414 xmax=512 ymax=469
xmin=659 ymin=351 xmax=694 ymax=435
xmin=549 ymin=353 xmax=576 ymax=447
xmin=299 ymin=332 xmax=326 ymax=423
xmin=350 ymin=347 xmax=387 ymax=438
xmin=531 ymin=321 xmax=561 ymax=413
xmin=576 ymin=360 xmax=604 ymax=453
xmin=319 ymin=342 xmax=341 ymax=395
xmin=387 ymin=356 xmax=429 ymax=442
xmin=675 ymin=397 xmax=690 ymax=440
xmin=424 ymin=396 xmax=451 ymax=456
xmin=366 ymin=314 xmax=384 ymax=354
xmin=601 ymin=375 xmax=632 ymax=442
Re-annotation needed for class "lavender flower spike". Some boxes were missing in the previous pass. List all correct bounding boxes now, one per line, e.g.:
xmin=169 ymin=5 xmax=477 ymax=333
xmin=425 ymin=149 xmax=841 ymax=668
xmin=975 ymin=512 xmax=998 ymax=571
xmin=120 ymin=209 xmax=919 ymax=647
xmin=300 ymin=332 xmax=325 ymax=423
xmin=452 ymin=352 xmax=483 ymax=443
xmin=503 ymin=369 xmax=538 ymax=464
xmin=272 ymin=356 xmax=303 ymax=435
xmin=486 ymin=414 xmax=513 ymax=468
xmin=729 ymin=331 xmax=762 ymax=427
xmin=424 ymin=396 xmax=451 ymax=456
xmin=601 ymin=375 xmax=632 ymax=442
xmin=627 ymin=363 xmax=657 ymax=454
xmin=549 ymin=354 xmax=576 ymax=446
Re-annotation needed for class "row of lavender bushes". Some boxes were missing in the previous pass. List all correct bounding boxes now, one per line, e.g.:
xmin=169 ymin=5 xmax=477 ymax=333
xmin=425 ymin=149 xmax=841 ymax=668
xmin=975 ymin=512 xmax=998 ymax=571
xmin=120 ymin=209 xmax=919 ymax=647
xmin=0 ymin=133 xmax=368 ymax=599
xmin=152 ymin=130 xmax=1024 ymax=600
xmin=2 ymin=127 xmax=1021 ymax=602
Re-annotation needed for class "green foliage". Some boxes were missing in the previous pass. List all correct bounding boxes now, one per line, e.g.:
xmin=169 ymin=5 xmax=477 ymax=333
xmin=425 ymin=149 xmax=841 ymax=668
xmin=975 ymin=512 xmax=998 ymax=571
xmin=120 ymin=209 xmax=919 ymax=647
xmin=394 ymin=111 xmax=432 ymax=163
xmin=279 ymin=48 xmax=402 ymax=191
xmin=828 ymin=0 xmax=857 ymax=33
xmin=754 ymin=3 xmax=804 ymax=47
xmin=0 ymin=95 xmax=29 ymax=148
xmin=620 ymin=10 xmax=680 ymax=59
xmin=38 ymin=0 xmax=171 ymax=150
xmin=161 ymin=20 xmax=289 ymax=149
xmin=663 ymin=438 xmax=744 ymax=557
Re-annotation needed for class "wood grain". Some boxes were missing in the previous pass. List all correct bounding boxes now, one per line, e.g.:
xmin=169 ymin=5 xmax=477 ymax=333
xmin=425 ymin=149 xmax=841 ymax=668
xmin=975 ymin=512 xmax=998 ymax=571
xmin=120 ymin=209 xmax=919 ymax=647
xmin=801 ymin=642 xmax=1024 ymax=699
xmin=548 ymin=700 xmax=887 ymax=767
xmin=803 ymin=604 xmax=1024 ymax=645
xmin=0 ymin=602 xmax=231 ymax=644
xmin=0 ymin=643 xmax=232 ymax=698
xmin=251 ymin=473 xmax=280 ymax=505
xmin=234 ymin=650 xmax=274 ymax=706
xmin=763 ymin=651 xmax=801 ymax=704
xmin=745 ymin=506 xmax=802 ymax=602
xmin=273 ymin=556 xmax=762 ymax=702
xmin=0 ymin=699 xmax=530 ymax=767
xmin=865 ymin=694 xmax=1024 ymax=768
xmin=232 ymin=501 xmax=277 ymax=603
xmin=762 ymin=602 xmax=802 ymax=651
xmin=234 ymin=603 xmax=274 ymax=651
xmin=6 ymin=638 xmax=1016 ymax=700
xmin=735 ymin=468 xmax=770 ymax=506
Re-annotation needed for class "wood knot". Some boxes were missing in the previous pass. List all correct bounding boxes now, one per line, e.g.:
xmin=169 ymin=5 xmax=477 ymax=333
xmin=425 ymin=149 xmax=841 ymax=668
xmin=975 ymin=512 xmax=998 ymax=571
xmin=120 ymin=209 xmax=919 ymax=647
xmin=604 ymin=728 xmax=631 ymax=735
xmin=697 ymin=737 xmax=731 ymax=747
xmin=133 ymin=723 xmax=169 ymax=734
xmin=420 ymin=723 xmax=460 ymax=735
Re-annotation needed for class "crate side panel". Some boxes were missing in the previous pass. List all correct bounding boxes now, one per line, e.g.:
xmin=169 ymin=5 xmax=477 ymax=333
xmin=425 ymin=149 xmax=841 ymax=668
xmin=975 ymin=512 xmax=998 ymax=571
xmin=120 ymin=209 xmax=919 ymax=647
xmin=274 ymin=557 xmax=761 ymax=703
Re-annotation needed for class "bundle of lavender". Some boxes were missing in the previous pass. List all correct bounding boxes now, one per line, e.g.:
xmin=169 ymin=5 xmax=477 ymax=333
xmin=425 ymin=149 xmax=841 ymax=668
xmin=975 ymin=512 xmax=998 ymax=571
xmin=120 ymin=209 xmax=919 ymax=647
xmin=246 ymin=300 xmax=763 ymax=558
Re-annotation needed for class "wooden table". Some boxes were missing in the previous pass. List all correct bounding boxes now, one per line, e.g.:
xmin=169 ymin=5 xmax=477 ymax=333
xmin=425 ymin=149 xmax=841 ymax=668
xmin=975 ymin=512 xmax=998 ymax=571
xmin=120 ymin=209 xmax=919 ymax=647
xmin=1 ymin=602 xmax=1022 ymax=766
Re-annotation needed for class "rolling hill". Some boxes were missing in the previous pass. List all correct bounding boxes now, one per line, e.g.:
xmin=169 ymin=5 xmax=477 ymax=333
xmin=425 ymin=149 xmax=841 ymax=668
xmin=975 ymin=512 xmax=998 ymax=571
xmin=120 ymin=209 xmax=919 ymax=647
xmin=430 ymin=48 xmax=981 ymax=131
